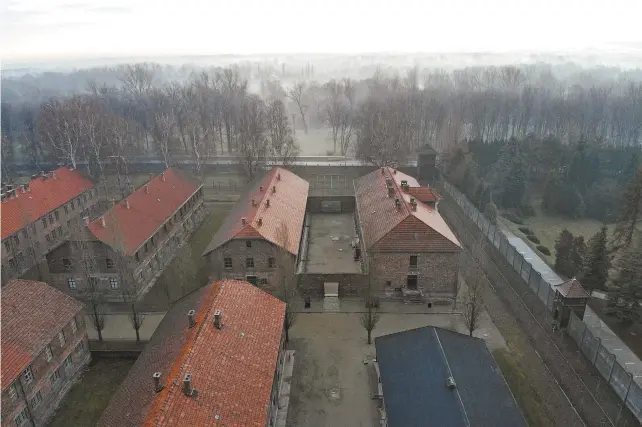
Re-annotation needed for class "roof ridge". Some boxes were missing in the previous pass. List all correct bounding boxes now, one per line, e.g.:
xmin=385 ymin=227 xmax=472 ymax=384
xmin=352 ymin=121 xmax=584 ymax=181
xmin=387 ymin=167 xmax=411 ymax=217
xmin=433 ymin=328 xmax=471 ymax=426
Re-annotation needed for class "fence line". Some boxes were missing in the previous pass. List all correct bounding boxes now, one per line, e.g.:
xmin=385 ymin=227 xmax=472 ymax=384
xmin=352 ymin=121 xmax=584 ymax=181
xmin=440 ymin=181 xmax=642 ymax=424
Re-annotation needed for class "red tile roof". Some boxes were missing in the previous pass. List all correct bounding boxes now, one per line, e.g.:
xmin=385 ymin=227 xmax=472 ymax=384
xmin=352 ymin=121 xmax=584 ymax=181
xmin=354 ymin=167 xmax=460 ymax=252
xmin=1 ymin=280 xmax=85 ymax=388
xmin=408 ymin=186 xmax=440 ymax=203
xmin=0 ymin=167 xmax=95 ymax=239
xmin=555 ymin=278 xmax=590 ymax=299
xmin=142 ymin=280 xmax=285 ymax=427
xmin=203 ymin=167 xmax=309 ymax=256
xmin=88 ymin=168 xmax=202 ymax=255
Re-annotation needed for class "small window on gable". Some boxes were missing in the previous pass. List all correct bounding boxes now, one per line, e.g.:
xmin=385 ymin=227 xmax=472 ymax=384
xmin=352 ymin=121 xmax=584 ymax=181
xmin=106 ymin=258 xmax=115 ymax=269
xmin=409 ymin=255 xmax=418 ymax=268
xmin=246 ymin=240 xmax=252 ymax=248
xmin=23 ymin=366 xmax=34 ymax=384
xmin=224 ymin=258 xmax=233 ymax=269
xmin=63 ymin=258 xmax=72 ymax=270
xmin=268 ymin=257 xmax=276 ymax=268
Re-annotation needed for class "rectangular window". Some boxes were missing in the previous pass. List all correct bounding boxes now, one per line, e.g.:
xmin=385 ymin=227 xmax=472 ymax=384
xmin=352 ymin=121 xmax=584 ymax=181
xmin=110 ymin=277 xmax=119 ymax=289
xmin=63 ymin=258 xmax=72 ymax=270
xmin=70 ymin=200 xmax=75 ymax=210
xmin=45 ymin=345 xmax=53 ymax=362
xmin=57 ymin=227 xmax=63 ymax=237
xmin=71 ymin=318 xmax=78 ymax=334
xmin=46 ymin=234 xmax=51 ymax=243
xmin=64 ymin=205 xmax=68 ymax=214
xmin=23 ymin=366 xmax=34 ymax=384
xmin=106 ymin=258 xmax=115 ymax=269
xmin=30 ymin=390 xmax=43 ymax=408
xmin=48 ymin=214 xmax=54 ymax=225
xmin=77 ymin=340 xmax=85 ymax=352
xmin=260 ymin=278 xmax=268 ymax=285
xmin=68 ymin=278 xmax=77 ymax=290
xmin=15 ymin=408 xmax=29 ymax=426
xmin=16 ymin=252 xmax=24 ymax=269
xmin=135 ymin=252 xmax=140 ymax=262
xmin=43 ymin=218 xmax=48 ymax=228
xmin=22 ymin=229 xmax=28 ymax=239
xmin=409 ymin=255 xmax=418 ymax=268
xmin=50 ymin=369 xmax=60 ymax=385
xmin=14 ymin=234 xmax=20 ymax=245
xmin=246 ymin=257 xmax=254 ymax=268
xmin=268 ymin=257 xmax=276 ymax=268
xmin=63 ymin=355 xmax=73 ymax=369
xmin=224 ymin=258 xmax=233 ymax=269
xmin=4 ymin=240 xmax=10 ymax=252
xmin=55 ymin=210 xmax=60 ymax=220
xmin=407 ymin=275 xmax=418 ymax=290
xmin=88 ymin=276 xmax=99 ymax=288
xmin=246 ymin=240 xmax=252 ymax=248
xmin=144 ymin=243 xmax=148 ymax=253
xmin=9 ymin=258 xmax=17 ymax=270
xmin=59 ymin=331 xmax=66 ymax=346
xmin=9 ymin=383 xmax=18 ymax=400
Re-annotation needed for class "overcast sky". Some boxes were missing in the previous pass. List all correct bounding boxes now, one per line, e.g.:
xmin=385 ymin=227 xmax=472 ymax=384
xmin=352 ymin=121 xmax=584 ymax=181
xmin=2 ymin=0 xmax=642 ymax=62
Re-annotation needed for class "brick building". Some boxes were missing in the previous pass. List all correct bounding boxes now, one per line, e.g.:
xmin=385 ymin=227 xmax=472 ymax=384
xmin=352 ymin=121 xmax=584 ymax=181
xmin=1 ymin=280 xmax=90 ymax=427
xmin=203 ymin=167 xmax=309 ymax=293
xmin=46 ymin=168 xmax=205 ymax=301
xmin=354 ymin=167 xmax=461 ymax=301
xmin=98 ymin=279 xmax=287 ymax=427
xmin=1 ymin=168 xmax=99 ymax=285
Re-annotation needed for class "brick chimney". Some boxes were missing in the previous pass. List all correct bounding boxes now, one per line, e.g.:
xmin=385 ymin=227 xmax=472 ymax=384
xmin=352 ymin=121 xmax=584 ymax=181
xmin=145 ymin=184 xmax=149 ymax=193
xmin=110 ymin=199 xmax=116 ymax=208
xmin=187 ymin=309 xmax=196 ymax=328
xmin=395 ymin=197 xmax=401 ymax=210
xmin=153 ymin=372 xmax=164 ymax=393
xmin=183 ymin=373 xmax=195 ymax=396
xmin=259 ymin=186 xmax=264 ymax=192
xmin=251 ymin=198 xmax=256 ymax=207
xmin=410 ymin=197 xmax=417 ymax=211
xmin=125 ymin=199 xmax=130 ymax=209
xmin=266 ymin=199 xmax=270 ymax=207
xmin=241 ymin=217 xmax=246 ymax=225
xmin=100 ymin=217 xmax=106 ymax=227
xmin=277 ymin=173 xmax=281 ymax=180
xmin=258 ymin=217 xmax=263 ymax=226
xmin=272 ymin=185 xmax=276 ymax=194
xmin=161 ymin=172 xmax=166 ymax=182
xmin=214 ymin=309 xmax=222 ymax=329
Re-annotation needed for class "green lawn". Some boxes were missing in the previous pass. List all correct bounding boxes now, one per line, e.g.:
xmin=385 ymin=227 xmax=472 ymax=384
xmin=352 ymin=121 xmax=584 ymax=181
xmin=48 ymin=358 xmax=135 ymax=427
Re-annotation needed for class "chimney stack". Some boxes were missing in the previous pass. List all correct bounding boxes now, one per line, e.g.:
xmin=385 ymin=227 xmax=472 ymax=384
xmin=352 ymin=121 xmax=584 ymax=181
xmin=183 ymin=373 xmax=195 ymax=396
xmin=31 ymin=174 xmax=38 ymax=180
xmin=277 ymin=173 xmax=281 ymax=180
xmin=214 ymin=310 xmax=222 ymax=329
xmin=393 ymin=169 xmax=397 ymax=174
xmin=100 ymin=217 xmax=106 ymax=228
xmin=410 ymin=198 xmax=417 ymax=210
xmin=251 ymin=198 xmax=256 ymax=207
xmin=24 ymin=183 xmax=30 ymax=192
xmin=258 ymin=217 xmax=263 ymax=226
xmin=272 ymin=185 xmax=276 ymax=194
xmin=395 ymin=197 xmax=401 ymax=210
xmin=84 ymin=216 xmax=90 ymax=226
xmin=110 ymin=199 xmax=116 ymax=208
xmin=381 ymin=167 xmax=385 ymax=174
xmin=153 ymin=372 xmax=164 ymax=393
xmin=52 ymin=171 xmax=57 ymax=179
xmin=145 ymin=184 xmax=149 ymax=193
xmin=266 ymin=199 xmax=270 ymax=207
xmin=260 ymin=186 xmax=264 ymax=192
xmin=241 ymin=217 xmax=246 ymax=225
xmin=187 ymin=309 xmax=196 ymax=328
xmin=161 ymin=172 xmax=166 ymax=182
xmin=125 ymin=199 xmax=130 ymax=209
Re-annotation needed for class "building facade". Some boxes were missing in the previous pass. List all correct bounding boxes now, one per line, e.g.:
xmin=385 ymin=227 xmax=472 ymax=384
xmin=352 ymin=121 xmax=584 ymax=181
xmin=354 ymin=167 xmax=461 ymax=302
xmin=203 ymin=167 xmax=309 ymax=293
xmin=46 ymin=168 xmax=205 ymax=301
xmin=1 ymin=168 xmax=99 ymax=285
xmin=1 ymin=280 xmax=90 ymax=427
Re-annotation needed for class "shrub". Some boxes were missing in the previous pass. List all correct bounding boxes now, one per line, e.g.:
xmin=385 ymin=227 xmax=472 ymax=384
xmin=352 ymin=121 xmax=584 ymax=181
xmin=504 ymin=212 xmax=524 ymax=224
xmin=537 ymin=245 xmax=551 ymax=255
xmin=518 ymin=227 xmax=533 ymax=235
xmin=527 ymin=235 xmax=540 ymax=244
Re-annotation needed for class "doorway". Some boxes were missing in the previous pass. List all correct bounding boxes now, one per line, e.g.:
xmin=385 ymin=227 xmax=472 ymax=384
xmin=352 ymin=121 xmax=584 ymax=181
xmin=246 ymin=275 xmax=258 ymax=286
xmin=406 ymin=275 xmax=418 ymax=290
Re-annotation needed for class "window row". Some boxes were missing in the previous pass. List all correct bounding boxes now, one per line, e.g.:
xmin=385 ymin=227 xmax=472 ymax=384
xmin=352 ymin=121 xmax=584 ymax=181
xmin=68 ymin=276 xmax=119 ymax=290
xmin=62 ymin=257 xmax=115 ymax=271
xmin=224 ymin=257 xmax=276 ymax=269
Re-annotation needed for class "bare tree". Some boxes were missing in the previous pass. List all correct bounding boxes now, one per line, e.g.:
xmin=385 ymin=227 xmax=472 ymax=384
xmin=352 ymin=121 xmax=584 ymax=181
xmin=461 ymin=267 xmax=484 ymax=337
xmin=237 ymin=95 xmax=268 ymax=180
xmin=38 ymin=97 xmax=83 ymax=168
xmin=287 ymin=82 xmax=308 ymax=134
xmin=360 ymin=290 xmax=381 ymax=345
xmin=266 ymin=99 xmax=299 ymax=166
xmin=275 ymin=222 xmax=298 ymax=342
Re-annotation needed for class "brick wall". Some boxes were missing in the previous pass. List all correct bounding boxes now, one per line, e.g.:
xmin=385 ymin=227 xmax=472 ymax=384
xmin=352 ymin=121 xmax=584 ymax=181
xmin=369 ymin=252 xmax=459 ymax=300
xmin=1 ymin=314 xmax=90 ymax=427
xmin=296 ymin=272 xmax=369 ymax=297
xmin=210 ymin=238 xmax=296 ymax=294
xmin=305 ymin=196 xmax=356 ymax=213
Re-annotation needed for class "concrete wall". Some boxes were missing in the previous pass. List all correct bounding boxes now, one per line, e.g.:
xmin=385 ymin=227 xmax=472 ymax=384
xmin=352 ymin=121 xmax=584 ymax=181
xmin=306 ymin=196 xmax=356 ymax=213
xmin=369 ymin=252 xmax=459 ymax=300
xmin=297 ymin=272 xmax=369 ymax=297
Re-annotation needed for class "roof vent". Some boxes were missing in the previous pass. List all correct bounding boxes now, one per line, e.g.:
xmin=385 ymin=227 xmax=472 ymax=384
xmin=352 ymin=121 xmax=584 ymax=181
xmin=241 ymin=217 xmax=246 ymax=225
xmin=183 ymin=373 xmax=197 ymax=397
xmin=446 ymin=376 xmax=456 ymax=389
xmin=381 ymin=167 xmax=385 ymax=174
xmin=187 ymin=309 xmax=196 ymax=328
xmin=393 ymin=169 xmax=397 ymax=174
xmin=153 ymin=372 xmax=164 ymax=393
xmin=251 ymin=198 xmax=256 ymax=207
xmin=31 ymin=174 xmax=38 ymax=180
xmin=272 ymin=185 xmax=276 ymax=193
xmin=410 ymin=197 xmax=417 ymax=210
xmin=24 ymin=183 xmax=30 ymax=192
xmin=51 ymin=171 xmax=57 ymax=179
xmin=277 ymin=173 xmax=281 ymax=180
xmin=110 ymin=199 xmax=116 ymax=208
xmin=100 ymin=217 xmax=106 ymax=228
xmin=125 ymin=199 xmax=130 ymax=209
xmin=266 ymin=199 xmax=270 ymax=207
xmin=258 ymin=217 xmax=263 ymax=226
xmin=144 ymin=184 xmax=149 ymax=193
xmin=214 ymin=309 xmax=222 ymax=329
xmin=260 ymin=185 xmax=264 ymax=192
xmin=41 ymin=171 xmax=48 ymax=180
xmin=395 ymin=197 xmax=401 ymax=209
xmin=161 ymin=172 xmax=166 ymax=182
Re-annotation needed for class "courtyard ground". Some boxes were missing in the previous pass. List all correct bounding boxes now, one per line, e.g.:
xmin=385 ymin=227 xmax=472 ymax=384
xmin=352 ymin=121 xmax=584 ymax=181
xmin=48 ymin=358 xmax=135 ymax=427
xmin=305 ymin=213 xmax=361 ymax=274
xmin=286 ymin=307 xmax=505 ymax=427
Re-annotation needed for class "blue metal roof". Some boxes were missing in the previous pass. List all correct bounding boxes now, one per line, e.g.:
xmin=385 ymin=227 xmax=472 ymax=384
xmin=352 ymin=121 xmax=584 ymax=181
xmin=375 ymin=327 xmax=527 ymax=427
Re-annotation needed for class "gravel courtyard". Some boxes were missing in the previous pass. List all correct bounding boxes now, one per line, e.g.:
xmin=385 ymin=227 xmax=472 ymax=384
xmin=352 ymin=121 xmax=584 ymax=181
xmin=285 ymin=308 xmax=505 ymax=427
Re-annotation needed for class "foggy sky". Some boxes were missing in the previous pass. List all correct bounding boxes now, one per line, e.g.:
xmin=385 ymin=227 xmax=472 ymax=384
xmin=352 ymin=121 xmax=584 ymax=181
xmin=2 ymin=0 xmax=642 ymax=63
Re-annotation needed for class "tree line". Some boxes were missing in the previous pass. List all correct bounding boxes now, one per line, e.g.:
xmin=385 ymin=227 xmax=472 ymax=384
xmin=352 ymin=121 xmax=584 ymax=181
xmin=3 ymin=63 xmax=642 ymax=183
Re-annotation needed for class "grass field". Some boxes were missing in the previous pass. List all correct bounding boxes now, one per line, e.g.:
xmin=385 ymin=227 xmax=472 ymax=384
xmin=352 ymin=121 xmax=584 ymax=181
xmin=49 ymin=358 xmax=135 ymax=427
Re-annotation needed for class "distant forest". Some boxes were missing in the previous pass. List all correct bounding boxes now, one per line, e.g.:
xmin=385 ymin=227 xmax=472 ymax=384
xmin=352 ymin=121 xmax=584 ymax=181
xmin=2 ymin=61 xmax=642 ymax=184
